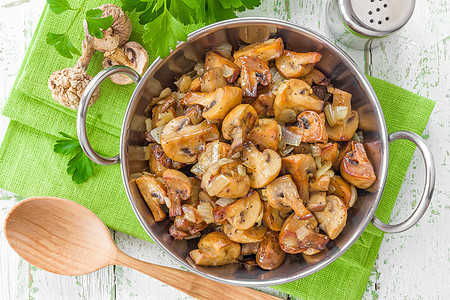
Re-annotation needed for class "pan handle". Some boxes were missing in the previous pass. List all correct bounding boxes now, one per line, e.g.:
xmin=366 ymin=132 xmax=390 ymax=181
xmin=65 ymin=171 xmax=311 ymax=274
xmin=77 ymin=66 xmax=140 ymax=166
xmin=372 ymin=131 xmax=435 ymax=233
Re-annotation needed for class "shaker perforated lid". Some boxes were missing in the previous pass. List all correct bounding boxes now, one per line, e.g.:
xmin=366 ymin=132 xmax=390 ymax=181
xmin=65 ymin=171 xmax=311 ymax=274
xmin=339 ymin=0 xmax=416 ymax=37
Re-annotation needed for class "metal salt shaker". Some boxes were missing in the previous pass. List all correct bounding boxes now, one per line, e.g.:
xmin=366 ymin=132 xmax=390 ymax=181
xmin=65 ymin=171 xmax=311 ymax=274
xmin=326 ymin=0 xmax=416 ymax=50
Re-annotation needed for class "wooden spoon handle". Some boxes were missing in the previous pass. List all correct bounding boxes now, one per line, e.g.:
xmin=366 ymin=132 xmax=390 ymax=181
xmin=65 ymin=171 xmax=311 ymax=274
xmin=114 ymin=251 xmax=281 ymax=300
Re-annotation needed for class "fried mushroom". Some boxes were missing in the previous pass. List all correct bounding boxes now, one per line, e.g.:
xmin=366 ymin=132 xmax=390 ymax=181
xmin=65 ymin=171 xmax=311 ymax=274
xmin=135 ymin=175 xmax=167 ymax=222
xmin=163 ymin=169 xmax=192 ymax=217
xmin=235 ymin=56 xmax=272 ymax=98
xmin=256 ymin=229 xmax=286 ymax=270
xmin=241 ymin=142 xmax=281 ymax=188
xmin=340 ymin=141 xmax=376 ymax=189
xmin=189 ymin=232 xmax=241 ymax=266
xmin=313 ymin=195 xmax=347 ymax=240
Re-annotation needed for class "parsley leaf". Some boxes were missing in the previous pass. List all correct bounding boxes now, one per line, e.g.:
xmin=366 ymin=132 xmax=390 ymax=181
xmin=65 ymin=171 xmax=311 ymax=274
xmin=143 ymin=8 xmax=188 ymax=58
xmin=85 ymin=9 xmax=114 ymax=39
xmin=47 ymin=0 xmax=74 ymax=14
xmin=46 ymin=32 xmax=81 ymax=59
xmin=54 ymin=132 xmax=95 ymax=184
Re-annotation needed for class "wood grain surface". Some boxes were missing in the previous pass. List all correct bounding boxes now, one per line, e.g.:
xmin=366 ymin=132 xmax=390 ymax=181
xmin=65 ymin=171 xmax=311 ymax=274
xmin=1 ymin=0 xmax=449 ymax=299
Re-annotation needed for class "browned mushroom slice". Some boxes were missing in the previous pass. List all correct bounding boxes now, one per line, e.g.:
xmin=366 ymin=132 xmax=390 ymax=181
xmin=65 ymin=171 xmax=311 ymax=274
xmin=240 ymin=242 xmax=260 ymax=256
xmin=169 ymin=216 xmax=208 ymax=240
xmin=326 ymin=110 xmax=359 ymax=141
xmin=190 ymin=232 xmax=241 ymax=266
xmin=223 ymin=222 xmax=267 ymax=243
xmin=213 ymin=191 xmax=262 ymax=230
xmin=163 ymin=169 xmax=192 ymax=217
xmin=182 ymin=86 xmax=243 ymax=121
xmin=247 ymin=118 xmax=280 ymax=151
xmin=262 ymin=201 xmax=292 ymax=231
xmin=309 ymin=174 xmax=331 ymax=192
xmin=149 ymin=144 xmax=173 ymax=177
xmin=235 ymin=56 xmax=272 ymax=98
xmin=222 ymin=104 xmax=259 ymax=155
xmin=313 ymin=195 xmax=347 ymax=240
xmin=184 ymin=104 xmax=204 ymax=125
xmin=324 ymin=89 xmax=352 ymax=127
xmin=191 ymin=141 xmax=230 ymax=177
xmin=233 ymin=38 xmax=284 ymax=61
xmin=201 ymin=161 xmax=250 ymax=198
xmin=135 ymin=175 xmax=167 ymax=222
xmin=303 ymin=68 xmax=331 ymax=86
xmin=329 ymin=175 xmax=357 ymax=208
xmin=287 ymin=110 xmax=328 ymax=143
xmin=319 ymin=142 xmax=338 ymax=164
xmin=273 ymin=79 xmax=324 ymax=121
xmin=199 ymin=67 xmax=228 ymax=93
xmin=251 ymin=89 xmax=275 ymax=117
xmin=241 ymin=142 xmax=281 ymax=188
xmin=160 ymin=116 xmax=219 ymax=163
xmin=275 ymin=51 xmax=322 ymax=78
xmin=151 ymin=94 xmax=177 ymax=128
xmin=340 ymin=141 xmax=376 ymax=189
xmin=205 ymin=51 xmax=240 ymax=83
xmin=189 ymin=76 xmax=201 ymax=92
xmin=256 ymin=229 xmax=286 ymax=270
xmin=279 ymin=214 xmax=329 ymax=254
xmin=266 ymin=175 xmax=312 ymax=220
xmin=281 ymin=154 xmax=316 ymax=203
xmin=306 ymin=192 xmax=327 ymax=212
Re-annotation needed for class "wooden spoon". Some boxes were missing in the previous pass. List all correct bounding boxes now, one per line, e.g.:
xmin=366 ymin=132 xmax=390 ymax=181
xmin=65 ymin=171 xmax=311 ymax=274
xmin=4 ymin=197 xmax=280 ymax=300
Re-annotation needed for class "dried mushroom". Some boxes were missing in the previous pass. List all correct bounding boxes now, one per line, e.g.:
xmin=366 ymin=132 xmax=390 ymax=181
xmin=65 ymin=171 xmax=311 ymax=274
xmin=189 ymin=232 xmax=241 ymax=266
xmin=160 ymin=116 xmax=219 ymax=163
xmin=266 ymin=175 xmax=312 ymax=220
xmin=256 ymin=230 xmax=286 ymax=270
xmin=340 ymin=141 xmax=376 ymax=189
xmin=135 ymin=175 xmax=167 ymax=222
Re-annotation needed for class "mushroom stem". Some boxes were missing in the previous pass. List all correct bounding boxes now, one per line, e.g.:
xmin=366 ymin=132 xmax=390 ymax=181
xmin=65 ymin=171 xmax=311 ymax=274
xmin=74 ymin=39 xmax=96 ymax=71
xmin=104 ymin=47 xmax=134 ymax=68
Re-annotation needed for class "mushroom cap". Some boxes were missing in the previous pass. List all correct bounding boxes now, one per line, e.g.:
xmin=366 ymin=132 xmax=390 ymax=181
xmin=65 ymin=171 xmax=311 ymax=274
xmin=247 ymin=118 xmax=280 ymax=151
xmin=275 ymin=51 xmax=322 ymax=78
xmin=103 ymin=41 xmax=149 ymax=85
xmin=84 ymin=4 xmax=132 ymax=52
xmin=291 ymin=110 xmax=328 ymax=143
xmin=48 ymin=67 xmax=100 ymax=110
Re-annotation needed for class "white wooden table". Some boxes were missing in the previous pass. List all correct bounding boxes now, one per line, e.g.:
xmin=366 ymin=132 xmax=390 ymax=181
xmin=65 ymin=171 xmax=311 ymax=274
xmin=1 ymin=1 xmax=449 ymax=299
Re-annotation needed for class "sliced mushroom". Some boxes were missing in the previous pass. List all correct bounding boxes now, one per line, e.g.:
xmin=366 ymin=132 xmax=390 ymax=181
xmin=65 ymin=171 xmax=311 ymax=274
xmin=279 ymin=214 xmax=329 ymax=254
xmin=148 ymin=144 xmax=183 ymax=177
xmin=340 ymin=141 xmax=376 ymax=189
xmin=313 ymin=195 xmax=347 ymax=240
xmin=281 ymin=154 xmax=316 ymax=203
xmin=223 ymin=222 xmax=267 ymax=243
xmin=302 ymin=68 xmax=331 ymax=86
xmin=262 ymin=201 xmax=291 ymax=231
xmin=169 ymin=215 xmax=207 ymax=240
xmin=199 ymin=67 xmax=228 ymax=92
xmin=163 ymin=169 xmax=192 ymax=217
xmin=192 ymin=140 xmax=230 ymax=177
xmin=275 ymin=51 xmax=322 ymax=78
xmin=189 ymin=232 xmax=241 ymax=266
xmin=329 ymin=175 xmax=357 ymax=208
xmin=151 ymin=94 xmax=177 ymax=128
xmin=189 ymin=76 xmax=201 ymax=91
xmin=233 ymin=38 xmax=284 ymax=61
xmin=184 ymin=104 xmax=204 ymax=125
xmin=235 ymin=56 xmax=272 ymax=98
xmin=306 ymin=192 xmax=327 ymax=212
xmin=324 ymin=88 xmax=352 ymax=127
xmin=319 ymin=142 xmax=338 ymax=164
xmin=256 ymin=229 xmax=286 ymax=270
xmin=205 ymin=51 xmax=240 ymax=83
xmin=241 ymin=142 xmax=281 ymax=188
xmin=222 ymin=104 xmax=259 ymax=155
xmin=201 ymin=160 xmax=250 ymax=198
xmin=103 ymin=41 xmax=149 ymax=85
xmin=135 ymin=175 xmax=167 ymax=222
xmin=182 ymin=86 xmax=243 ymax=121
xmin=251 ymin=89 xmax=275 ymax=117
xmin=213 ymin=191 xmax=262 ymax=229
xmin=84 ymin=4 xmax=132 ymax=52
xmin=247 ymin=118 xmax=280 ymax=151
xmin=309 ymin=174 xmax=331 ymax=192
xmin=160 ymin=116 xmax=219 ymax=163
xmin=287 ymin=110 xmax=328 ymax=143
xmin=326 ymin=109 xmax=359 ymax=141
xmin=185 ymin=177 xmax=202 ymax=205
xmin=266 ymin=175 xmax=313 ymax=220
xmin=334 ymin=141 xmax=352 ymax=170
xmin=273 ymin=79 xmax=324 ymax=121
xmin=240 ymin=242 xmax=260 ymax=256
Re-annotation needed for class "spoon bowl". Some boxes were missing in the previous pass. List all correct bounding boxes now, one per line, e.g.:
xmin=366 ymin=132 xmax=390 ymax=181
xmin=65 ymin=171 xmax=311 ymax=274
xmin=4 ymin=197 xmax=280 ymax=300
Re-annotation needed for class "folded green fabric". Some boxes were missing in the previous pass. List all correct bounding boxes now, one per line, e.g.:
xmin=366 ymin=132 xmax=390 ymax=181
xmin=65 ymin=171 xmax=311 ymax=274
xmin=0 ymin=2 xmax=435 ymax=300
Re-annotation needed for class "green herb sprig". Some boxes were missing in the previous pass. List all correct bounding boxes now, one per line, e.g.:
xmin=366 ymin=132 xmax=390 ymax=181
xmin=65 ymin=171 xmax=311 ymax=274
xmin=54 ymin=132 xmax=95 ymax=184
xmin=46 ymin=0 xmax=114 ymax=59
xmin=121 ymin=0 xmax=261 ymax=58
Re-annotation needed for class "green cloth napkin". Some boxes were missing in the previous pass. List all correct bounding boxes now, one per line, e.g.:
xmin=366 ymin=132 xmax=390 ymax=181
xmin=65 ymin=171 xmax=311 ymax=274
xmin=0 ymin=2 xmax=435 ymax=300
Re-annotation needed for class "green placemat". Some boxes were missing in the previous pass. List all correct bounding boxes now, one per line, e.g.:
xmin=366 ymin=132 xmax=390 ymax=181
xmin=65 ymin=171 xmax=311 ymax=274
xmin=0 ymin=2 xmax=435 ymax=300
